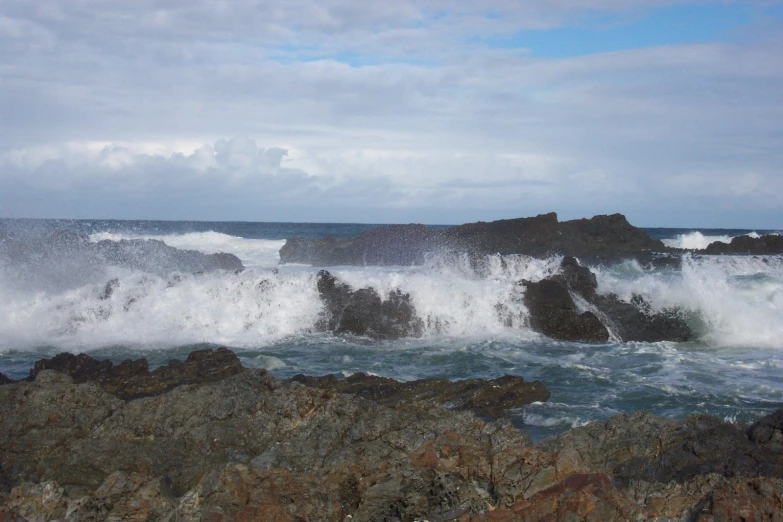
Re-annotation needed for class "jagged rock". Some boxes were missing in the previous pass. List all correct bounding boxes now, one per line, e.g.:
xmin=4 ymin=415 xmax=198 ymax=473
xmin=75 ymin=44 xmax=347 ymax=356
xmin=701 ymin=234 xmax=783 ymax=255
xmin=28 ymin=347 xmax=245 ymax=400
xmin=0 ymin=372 xmax=13 ymax=386
xmin=316 ymin=270 xmax=424 ymax=339
xmin=4 ymin=351 xmax=783 ymax=521
xmin=279 ymin=212 xmax=672 ymax=266
xmin=522 ymin=256 xmax=694 ymax=343
xmin=748 ymin=408 xmax=783 ymax=452
xmin=290 ymin=372 xmax=550 ymax=418
xmin=521 ymin=278 xmax=610 ymax=342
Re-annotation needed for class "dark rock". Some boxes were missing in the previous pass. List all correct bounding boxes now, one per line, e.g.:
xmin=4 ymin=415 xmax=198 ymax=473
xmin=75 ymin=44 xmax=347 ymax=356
xmin=4 ymin=350 xmax=783 ymax=521
xmin=0 ymin=372 xmax=14 ymax=385
xmin=524 ymin=256 xmax=695 ymax=343
xmin=316 ymin=270 xmax=424 ymax=339
xmin=290 ymin=372 xmax=550 ymax=418
xmin=748 ymin=408 xmax=783 ymax=452
xmin=279 ymin=212 xmax=671 ymax=266
xmin=521 ymin=278 xmax=610 ymax=342
xmin=701 ymin=234 xmax=783 ymax=255
xmin=591 ymin=293 xmax=694 ymax=342
xmin=28 ymin=347 xmax=244 ymax=400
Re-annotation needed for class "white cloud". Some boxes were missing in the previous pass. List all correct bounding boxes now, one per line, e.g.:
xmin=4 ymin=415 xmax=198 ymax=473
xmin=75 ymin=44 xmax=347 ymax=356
xmin=0 ymin=1 xmax=782 ymax=227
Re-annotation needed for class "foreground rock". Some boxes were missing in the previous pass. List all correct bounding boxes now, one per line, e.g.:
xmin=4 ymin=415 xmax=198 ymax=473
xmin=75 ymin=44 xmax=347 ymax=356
xmin=3 ymin=348 xmax=783 ymax=521
xmin=27 ymin=347 xmax=244 ymax=400
xmin=280 ymin=212 xmax=671 ymax=266
xmin=316 ymin=270 xmax=424 ymax=339
xmin=291 ymin=372 xmax=550 ymax=418
xmin=701 ymin=234 xmax=783 ymax=255
xmin=522 ymin=256 xmax=694 ymax=343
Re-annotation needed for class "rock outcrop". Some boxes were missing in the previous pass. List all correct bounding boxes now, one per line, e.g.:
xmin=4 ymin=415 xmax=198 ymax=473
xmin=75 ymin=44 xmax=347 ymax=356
xmin=27 ymin=347 xmax=244 ymax=400
xmin=316 ymin=270 xmax=424 ymax=339
xmin=2 ymin=348 xmax=783 ymax=521
xmin=522 ymin=256 xmax=694 ymax=343
xmin=279 ymin=213 xmax=671 ymax=267
xmin=291 ymin=372 xmax=550 ymax=418
xmin=0 ymin=229 xmax=243 ymax=291
xmin=701 ymin=234 xmax=783 ymax=255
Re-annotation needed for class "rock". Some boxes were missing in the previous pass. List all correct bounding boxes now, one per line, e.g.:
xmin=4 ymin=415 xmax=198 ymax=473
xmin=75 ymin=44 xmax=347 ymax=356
xmin=748 ymin=408 xmax=783 ymax=452
xmin=280 ymin=212 xmax=672 ymax=266
xmin=0 ymin=229 xmax=243 ymax=292
xmin=6 ymin=347 xmax=783 ymax=521
xmin=701 ymin=234 xmax=783 ymax=255
xmin=591 ymin=293 xmax=694 ymax=342
xmin=29 ymin=347 xmax=245 ymax=400
xmin=522 ymin=256 xmax=694 ymax=343
xmin=521 ymin=278 xmax=610 ymax=342
xmin=0 ymin=372 xmax=13 ymax=386
xmin=316 ymin=270 xmax=424 ymax=339
xmin=290 ymin=372 xmax=550 ymax=418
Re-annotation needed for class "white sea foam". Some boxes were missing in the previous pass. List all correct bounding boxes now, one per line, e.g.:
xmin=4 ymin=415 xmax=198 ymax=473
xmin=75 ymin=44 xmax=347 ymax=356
xmin=1 ymin=248 xmax=782 ymax=351
xmin=89 ymin=231 xmax=285 ymax=268
xmin=595 ymin=255 xmax=783 ymax=348
xmin=662 ymin=231 xmax=760 ymax=250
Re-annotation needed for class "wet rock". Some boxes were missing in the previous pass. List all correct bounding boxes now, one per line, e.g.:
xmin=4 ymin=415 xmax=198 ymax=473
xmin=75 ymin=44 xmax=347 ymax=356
xmin=591 ymin=293 xmax=694 ymax=342
xmin=701 ymin=234 xmax=783 ymax=255
xmin=523 ymin=256 xmax=694 ymax=343
xmin=316 ymin=270 xmax=424 ymax=339
xmin=290 ymin=372 xmax=550 ymax=418
xmin=521 ymin=278 xmax=610 ymax=342
xmin=748 ymin=408 xmax=783 ymax=452
xmin=280 ymin=212 xmax=672 ymax=266
xmin=29 ymin=347 xmax=245 ymax=400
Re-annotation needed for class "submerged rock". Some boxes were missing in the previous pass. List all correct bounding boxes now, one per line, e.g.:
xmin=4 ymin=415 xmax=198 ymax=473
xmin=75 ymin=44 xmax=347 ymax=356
xmin=316 ymin=270 xmax=424 ymax=339
xmin=701 ymin=234 xmax=783 ymax=255
xmin=290 ymin=372 xmax=550 ymax=418
xmin=3 ymin=348 xmax=783 ymax=521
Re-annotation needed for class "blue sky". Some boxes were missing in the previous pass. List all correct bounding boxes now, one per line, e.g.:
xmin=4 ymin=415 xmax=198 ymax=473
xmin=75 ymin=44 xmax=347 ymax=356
xmin=1 ymin=0 xmax=782 ymax=227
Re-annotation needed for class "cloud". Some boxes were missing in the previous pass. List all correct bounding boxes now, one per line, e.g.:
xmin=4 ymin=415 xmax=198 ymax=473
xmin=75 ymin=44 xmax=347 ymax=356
xmin=1 ymin=1 xmax=782 ymax=227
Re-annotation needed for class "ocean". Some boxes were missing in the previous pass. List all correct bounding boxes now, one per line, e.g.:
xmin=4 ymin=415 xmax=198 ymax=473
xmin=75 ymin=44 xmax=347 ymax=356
xmin=1 ymin=218 xmax=781 ymax=441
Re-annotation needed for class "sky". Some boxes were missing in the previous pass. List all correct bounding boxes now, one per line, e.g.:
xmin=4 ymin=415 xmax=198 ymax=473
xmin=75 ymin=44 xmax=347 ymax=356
xmin=1 ymin=1 xmax=782 ymax=227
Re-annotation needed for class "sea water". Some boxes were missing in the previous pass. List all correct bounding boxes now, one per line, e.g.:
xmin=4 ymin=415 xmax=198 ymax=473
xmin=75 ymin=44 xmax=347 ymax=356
xmin=1 ymin=219 xmax=781 ymax=440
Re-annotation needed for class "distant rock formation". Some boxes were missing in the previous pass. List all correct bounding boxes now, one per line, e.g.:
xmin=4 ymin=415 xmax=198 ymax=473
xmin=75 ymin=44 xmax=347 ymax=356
xmin=279 ymin=213 xmax=672 ymax=266
xmin=700 ymin=234 xmax=783 ymax=255
xmin=0 ymin=229 xmax=243 ymax=291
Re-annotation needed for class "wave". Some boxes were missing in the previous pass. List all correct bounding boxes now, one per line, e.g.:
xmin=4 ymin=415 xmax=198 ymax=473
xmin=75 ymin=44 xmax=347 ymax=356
xmin=89 ymin=231 xmax=285 ymax=268
xmin=661 ymin=231 xmax=761 ymax=250
xmin=1 ymin=251 xmax=782 ymax=351
xmin=595 ymin=255 xmax=783 ymax=348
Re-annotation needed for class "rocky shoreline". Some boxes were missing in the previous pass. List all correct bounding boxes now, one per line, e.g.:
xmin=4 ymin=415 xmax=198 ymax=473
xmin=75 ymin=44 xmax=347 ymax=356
xmin=3 ymin=348 xmax=783 ymax=521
